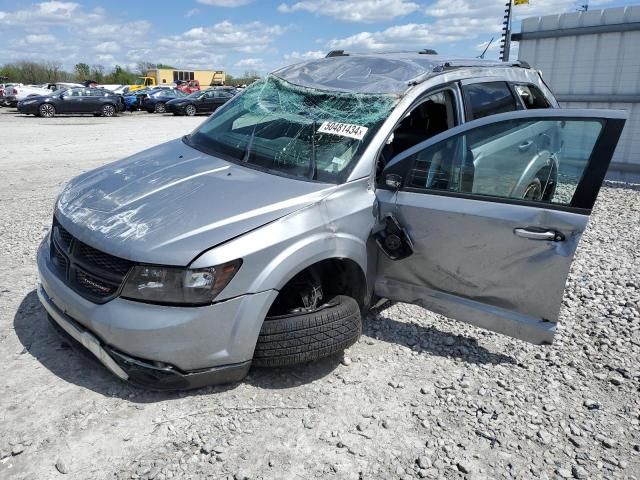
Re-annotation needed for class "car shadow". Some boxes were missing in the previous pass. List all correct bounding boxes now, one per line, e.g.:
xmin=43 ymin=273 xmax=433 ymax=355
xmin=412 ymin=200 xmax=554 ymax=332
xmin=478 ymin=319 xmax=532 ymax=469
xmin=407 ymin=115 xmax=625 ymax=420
xmin=365 ymin=306 xmax=517 ymax=366
xmin=13 ymin=290 xmax=342 ymax=400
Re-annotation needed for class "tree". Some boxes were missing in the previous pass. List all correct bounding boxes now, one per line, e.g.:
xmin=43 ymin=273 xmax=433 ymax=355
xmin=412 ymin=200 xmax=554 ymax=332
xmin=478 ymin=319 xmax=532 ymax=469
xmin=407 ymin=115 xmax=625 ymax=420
xmin=136 ymin=61 xmax=156 ymax=75
xmin=74 ymin=62 xmax=90 ymax=80
xmin=90 ymin=64 xmax=105 ymax=83
xmin=156 ymin=63 xmax=175 ymax=69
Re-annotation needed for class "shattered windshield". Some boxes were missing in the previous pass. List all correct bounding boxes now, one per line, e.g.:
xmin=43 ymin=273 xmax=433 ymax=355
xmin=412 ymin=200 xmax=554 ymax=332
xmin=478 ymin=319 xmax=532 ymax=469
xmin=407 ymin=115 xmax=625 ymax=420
xmin=186 ymin=76 xmax=397 ymax=183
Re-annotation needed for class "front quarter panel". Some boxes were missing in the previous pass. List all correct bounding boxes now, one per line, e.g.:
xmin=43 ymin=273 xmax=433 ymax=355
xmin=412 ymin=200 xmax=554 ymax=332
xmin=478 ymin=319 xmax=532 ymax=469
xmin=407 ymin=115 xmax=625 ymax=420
xmin=191 ymin=178 xmax=376 ymax=303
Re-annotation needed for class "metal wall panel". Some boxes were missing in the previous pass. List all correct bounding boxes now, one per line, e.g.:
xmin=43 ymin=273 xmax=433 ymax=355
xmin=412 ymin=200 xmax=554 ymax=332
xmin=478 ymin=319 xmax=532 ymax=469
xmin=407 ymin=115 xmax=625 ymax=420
xmin=516 ymin=6 xmax=640 ymax=169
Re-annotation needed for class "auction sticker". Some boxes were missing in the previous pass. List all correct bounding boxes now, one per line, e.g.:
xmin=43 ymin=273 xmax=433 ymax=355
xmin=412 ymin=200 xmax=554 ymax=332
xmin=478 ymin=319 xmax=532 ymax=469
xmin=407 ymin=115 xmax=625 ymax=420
xmin=318 ymin=122 xmax=368 ymax=140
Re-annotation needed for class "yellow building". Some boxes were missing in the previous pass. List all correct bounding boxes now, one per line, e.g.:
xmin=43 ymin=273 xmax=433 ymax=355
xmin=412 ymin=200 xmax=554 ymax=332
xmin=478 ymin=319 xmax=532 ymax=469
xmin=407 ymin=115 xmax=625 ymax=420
xmin=145 ymin=69 xmax=226 ymax=86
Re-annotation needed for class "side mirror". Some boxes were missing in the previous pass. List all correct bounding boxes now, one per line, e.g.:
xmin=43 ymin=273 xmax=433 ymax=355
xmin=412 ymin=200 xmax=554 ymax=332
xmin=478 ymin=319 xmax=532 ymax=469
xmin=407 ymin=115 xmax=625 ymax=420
xmin=385 ymin=173 xmax=403 ymax=190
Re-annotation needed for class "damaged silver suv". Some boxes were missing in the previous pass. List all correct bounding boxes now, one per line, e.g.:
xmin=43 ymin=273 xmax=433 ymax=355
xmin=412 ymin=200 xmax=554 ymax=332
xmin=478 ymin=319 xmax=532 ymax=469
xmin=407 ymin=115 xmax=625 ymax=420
xmin=37 ymin=52 xmax=626 ymax=389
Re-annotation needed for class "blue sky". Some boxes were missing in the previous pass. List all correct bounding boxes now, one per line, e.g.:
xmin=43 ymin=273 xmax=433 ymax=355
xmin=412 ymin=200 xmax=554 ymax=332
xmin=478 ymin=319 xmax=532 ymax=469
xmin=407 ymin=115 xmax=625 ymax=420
xmin=0 ymin=0 xmax=635 ymax=76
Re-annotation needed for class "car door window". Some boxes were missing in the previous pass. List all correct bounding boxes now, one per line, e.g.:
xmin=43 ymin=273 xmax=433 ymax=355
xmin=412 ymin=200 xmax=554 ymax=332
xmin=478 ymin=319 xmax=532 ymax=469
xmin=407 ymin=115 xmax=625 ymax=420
xmin=514 ymin=84 xmax=550 ymax=109
xmin=402 ymin=117 xmax=604 ymax=207
xmin=378 ymin=90 xmax=456 ymax=176
xmin=462 ymin=82 xmax=518 ymax=120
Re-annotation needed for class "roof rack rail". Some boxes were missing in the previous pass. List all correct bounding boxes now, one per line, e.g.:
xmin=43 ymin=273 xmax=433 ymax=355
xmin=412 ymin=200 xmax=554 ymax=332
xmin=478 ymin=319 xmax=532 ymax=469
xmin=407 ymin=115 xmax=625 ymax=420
xmin=326 ymin=50 xmax=348 ymax=58
xmin=419 ymin=49 xmax=438 ymax=55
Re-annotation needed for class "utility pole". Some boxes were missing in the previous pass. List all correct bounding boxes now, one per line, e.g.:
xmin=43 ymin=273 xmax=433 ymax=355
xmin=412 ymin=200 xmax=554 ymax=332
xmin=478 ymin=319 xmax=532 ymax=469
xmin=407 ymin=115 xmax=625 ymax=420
xmin=500 ymin=0 xmax=513 ymax=61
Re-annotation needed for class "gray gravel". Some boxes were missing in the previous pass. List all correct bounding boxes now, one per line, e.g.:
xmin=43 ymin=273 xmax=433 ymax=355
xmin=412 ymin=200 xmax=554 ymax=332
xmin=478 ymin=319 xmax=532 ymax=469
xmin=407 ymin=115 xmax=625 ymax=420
xmin=0 ymin=110 xmax=638 ymax=479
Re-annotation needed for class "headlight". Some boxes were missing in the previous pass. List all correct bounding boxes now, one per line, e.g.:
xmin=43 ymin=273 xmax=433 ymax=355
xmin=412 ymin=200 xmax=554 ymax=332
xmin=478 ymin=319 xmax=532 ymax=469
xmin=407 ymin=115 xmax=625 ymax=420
xmin=121 ymin=259 xmax=242 ymax=306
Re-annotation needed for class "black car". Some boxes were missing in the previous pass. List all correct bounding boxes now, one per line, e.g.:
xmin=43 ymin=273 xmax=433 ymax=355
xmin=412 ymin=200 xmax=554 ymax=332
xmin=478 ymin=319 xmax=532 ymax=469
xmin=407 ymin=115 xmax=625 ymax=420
xmin=17 ymin=87 xmax=123 ymax=117
xmin=166 ymin=89 xmax=235 ymax=116
xmin=143 ymin=89 xmax=187 ymax=113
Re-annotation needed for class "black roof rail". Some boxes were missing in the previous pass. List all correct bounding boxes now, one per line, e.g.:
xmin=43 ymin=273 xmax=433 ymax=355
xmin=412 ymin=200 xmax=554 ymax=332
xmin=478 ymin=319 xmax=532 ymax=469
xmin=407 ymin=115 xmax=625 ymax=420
xmin=419 ymin=49 xmax=438 ymax=55
xmin=326 ymin=50 xmax=348 ymax=58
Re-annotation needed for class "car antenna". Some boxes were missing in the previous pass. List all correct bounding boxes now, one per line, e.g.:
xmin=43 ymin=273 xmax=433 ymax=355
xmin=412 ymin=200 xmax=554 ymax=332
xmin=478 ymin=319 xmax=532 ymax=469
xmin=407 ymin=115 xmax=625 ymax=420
xmin=477 ymin=37 xmax=494 ymax=59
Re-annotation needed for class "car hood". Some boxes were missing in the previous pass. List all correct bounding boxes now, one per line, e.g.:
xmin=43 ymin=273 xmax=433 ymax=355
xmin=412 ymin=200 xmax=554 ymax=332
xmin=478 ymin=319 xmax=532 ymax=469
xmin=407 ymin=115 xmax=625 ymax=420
xmin=56 ymin=138 xmax=336 ymax=265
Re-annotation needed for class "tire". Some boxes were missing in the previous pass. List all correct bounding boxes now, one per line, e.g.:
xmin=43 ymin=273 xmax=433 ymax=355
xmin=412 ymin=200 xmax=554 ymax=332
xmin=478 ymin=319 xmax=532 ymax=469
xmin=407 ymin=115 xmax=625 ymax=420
xmin=101 ymin=104 xmax=116 ymax=117
xmin=253 ymin=295 xmax=362 ymax=367
xmin=154 ymin=102 xmax=166 ymax=113
xmin=523 ymin=178 xmax=542 ymax=201
xmin=39 ymin=103 xmax=55 ymax=118
xmin=185 ymin=104 xmax=196 ymax=116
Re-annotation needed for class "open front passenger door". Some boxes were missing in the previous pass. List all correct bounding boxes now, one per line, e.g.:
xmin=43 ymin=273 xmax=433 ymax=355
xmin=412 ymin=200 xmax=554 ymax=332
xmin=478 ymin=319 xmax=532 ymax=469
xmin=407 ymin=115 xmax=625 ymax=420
xmin=374 ymin=109 xmax=626 ymax=344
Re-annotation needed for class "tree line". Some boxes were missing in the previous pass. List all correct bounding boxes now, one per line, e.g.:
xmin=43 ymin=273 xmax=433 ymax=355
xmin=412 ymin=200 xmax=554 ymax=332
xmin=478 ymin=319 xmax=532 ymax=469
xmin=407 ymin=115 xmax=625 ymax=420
xmin=0 ymin=60 xmax=261 ymax=86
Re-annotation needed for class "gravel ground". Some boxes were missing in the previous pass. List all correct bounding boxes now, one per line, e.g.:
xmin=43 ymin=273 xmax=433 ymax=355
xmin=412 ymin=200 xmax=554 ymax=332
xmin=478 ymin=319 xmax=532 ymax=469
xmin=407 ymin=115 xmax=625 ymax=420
xmin=0 ymin=109 xmax=639 ymax=480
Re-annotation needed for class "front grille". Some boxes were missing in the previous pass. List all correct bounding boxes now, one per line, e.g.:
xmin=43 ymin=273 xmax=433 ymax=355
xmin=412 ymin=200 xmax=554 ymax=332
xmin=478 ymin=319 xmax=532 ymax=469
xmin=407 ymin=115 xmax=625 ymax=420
xmin=50 ymin=217 xmax=134 ymax=303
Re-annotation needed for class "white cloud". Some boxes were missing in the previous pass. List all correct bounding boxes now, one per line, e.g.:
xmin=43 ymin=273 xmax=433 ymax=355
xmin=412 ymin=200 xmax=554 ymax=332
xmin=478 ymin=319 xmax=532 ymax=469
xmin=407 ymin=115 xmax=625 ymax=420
xmin=235 ymin=58 xmax=265 ymax=69
xmin=185 ymin=8 xmax=200 ymax=17
xmin=278 ymin=0 xmax=419 ymax=22
xmin=284 ymin=50 xmax=325 ymax=61
xmin=0 ymin=1 xmax=101 ymax=25
xmin=84 ymin=21 xmax=151 ymax=40
xmin=196 ymin=0 xmax=253 ymax=6
xmin=94 ymin=41 xmax=120 ymax=53
xmin=25 ymin=34 xmax=56 ymax=44
xmin=159 ymin=21 xmax=285 ymax=54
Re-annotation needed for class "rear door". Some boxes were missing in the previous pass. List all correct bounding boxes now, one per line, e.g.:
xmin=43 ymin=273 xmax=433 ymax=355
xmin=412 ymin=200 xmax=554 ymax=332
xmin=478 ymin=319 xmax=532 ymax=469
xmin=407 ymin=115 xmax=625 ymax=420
xmin=200 ymin=90 xmax=217 ymax=112
xmin=375 ymin=109 xmax=626 ymax=344
xmin=213 ymin=90 xmax=234 ymax=111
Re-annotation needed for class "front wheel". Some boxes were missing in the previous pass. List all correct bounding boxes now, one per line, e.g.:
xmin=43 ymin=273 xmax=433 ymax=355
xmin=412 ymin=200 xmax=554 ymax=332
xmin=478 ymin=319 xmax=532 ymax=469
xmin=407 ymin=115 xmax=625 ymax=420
xmin=523 ymin=178 xmax=543 ymax=201
xmin=39 ymin=103 xmax=55 ymax=118
xmin=101 ymin=104 xmax=116 ymax=117
xmin=154 ymin=102 xmax=166 ymax=113
xmin=253 ymin=295 xmax=362 ymax=367
xmin=185 ymin=104 xmax=196 ymax=116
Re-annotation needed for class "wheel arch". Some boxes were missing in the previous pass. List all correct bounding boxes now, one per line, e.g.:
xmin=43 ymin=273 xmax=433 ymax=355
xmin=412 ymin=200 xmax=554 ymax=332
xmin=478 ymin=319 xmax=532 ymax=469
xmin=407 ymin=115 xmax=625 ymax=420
xmin=244 ymin=233 xmax=370 ymax=311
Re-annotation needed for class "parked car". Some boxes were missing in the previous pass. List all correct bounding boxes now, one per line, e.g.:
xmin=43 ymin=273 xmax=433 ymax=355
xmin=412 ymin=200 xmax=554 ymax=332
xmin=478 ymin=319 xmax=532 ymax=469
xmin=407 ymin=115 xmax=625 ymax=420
xmin=4 ymin=84 xmax=50 ymax=107
xmin=47 ymin=82 xmax=84 ymax=91
xmin=143 ymin=89 xmax=187 ymax=113
xmin=37 ymin=53 xmax=626 ymax=389
xmin=0 ymin=83 xmax=22 ymax=106
xmin=166 ymin=89 xmax=234 ymax=116
xmin=123 ymin=86 xmax=179 ymax=111
xmin=17 ymin=87 xmax=124 ymax=117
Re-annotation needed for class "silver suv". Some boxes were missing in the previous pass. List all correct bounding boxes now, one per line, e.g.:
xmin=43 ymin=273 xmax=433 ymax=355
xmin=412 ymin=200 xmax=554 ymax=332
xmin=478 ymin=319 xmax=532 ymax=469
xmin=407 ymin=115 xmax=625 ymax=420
xmin=37 ymin=52 xmax=626 ymax=389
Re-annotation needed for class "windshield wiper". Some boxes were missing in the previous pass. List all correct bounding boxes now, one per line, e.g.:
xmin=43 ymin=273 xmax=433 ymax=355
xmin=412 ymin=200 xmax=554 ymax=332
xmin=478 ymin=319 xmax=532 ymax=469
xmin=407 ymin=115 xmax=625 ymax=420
xmin=308 ymin=121 xmax=317 ymax=180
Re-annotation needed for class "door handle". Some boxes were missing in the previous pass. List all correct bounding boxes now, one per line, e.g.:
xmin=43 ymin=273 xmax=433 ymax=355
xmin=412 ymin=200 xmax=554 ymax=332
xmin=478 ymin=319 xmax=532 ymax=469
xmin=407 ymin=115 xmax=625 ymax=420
xmin=518 ymin=140 xmax=534 ymax=152
xmin=514 ymin=228 xmax=564 ymax=241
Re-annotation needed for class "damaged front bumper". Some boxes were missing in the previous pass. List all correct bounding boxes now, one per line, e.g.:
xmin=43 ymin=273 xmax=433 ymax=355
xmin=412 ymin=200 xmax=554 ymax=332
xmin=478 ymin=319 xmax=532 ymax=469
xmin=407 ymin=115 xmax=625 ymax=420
xmin=39 ymin=285 xmax=251 ymax=390
xmin=36 ymin=237 xmax=278 ymax=390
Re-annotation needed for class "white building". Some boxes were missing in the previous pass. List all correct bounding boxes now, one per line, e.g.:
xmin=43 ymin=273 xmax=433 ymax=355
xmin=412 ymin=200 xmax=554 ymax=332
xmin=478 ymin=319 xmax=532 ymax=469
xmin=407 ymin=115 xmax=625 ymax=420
xmin=513 ymin=6 xmax=640 ymax=176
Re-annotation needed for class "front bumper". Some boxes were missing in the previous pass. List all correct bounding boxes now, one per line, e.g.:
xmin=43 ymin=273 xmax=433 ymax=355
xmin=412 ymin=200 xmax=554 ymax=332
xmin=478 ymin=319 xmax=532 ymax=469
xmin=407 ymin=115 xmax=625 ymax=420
xmin=36 ymin=237 xmax=278 ymax=389
xmin=6 ymin=95 xmax=18 ymax=107
xmin=167 ymin=103 xmax=187 ymax=113
xmin=17 ymin=102 xmax=38 ymax=114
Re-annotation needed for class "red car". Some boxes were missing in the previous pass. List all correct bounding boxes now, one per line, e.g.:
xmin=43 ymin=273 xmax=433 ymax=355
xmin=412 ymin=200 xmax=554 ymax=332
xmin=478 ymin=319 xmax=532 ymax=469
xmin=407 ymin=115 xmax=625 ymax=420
xmin=176 ymin=80 xmax=201 ymax=94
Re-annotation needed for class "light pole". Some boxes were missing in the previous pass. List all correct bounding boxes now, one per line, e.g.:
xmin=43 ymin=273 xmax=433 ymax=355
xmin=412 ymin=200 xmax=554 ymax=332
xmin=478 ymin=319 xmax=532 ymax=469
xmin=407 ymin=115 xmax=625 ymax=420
xmin=500 ymin=0 xmax=513 ymax=61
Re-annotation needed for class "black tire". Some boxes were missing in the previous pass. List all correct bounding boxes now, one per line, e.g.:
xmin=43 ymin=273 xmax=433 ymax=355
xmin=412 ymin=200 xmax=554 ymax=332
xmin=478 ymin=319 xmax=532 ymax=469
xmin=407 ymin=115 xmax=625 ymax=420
xmin=39 ymin=103 xmax=55 ymax=118
xmin=154 ymin=102 xmax=166 ymax=113
xmin=523 ymin=178 xmax=542 ymax=201
xmin=101 ymin=103 xmax=116 ymax=117
xmin=253 ymin=295 xmax=361 ymax=367
xmin=185 ymin=104 xmax=196 ymax=116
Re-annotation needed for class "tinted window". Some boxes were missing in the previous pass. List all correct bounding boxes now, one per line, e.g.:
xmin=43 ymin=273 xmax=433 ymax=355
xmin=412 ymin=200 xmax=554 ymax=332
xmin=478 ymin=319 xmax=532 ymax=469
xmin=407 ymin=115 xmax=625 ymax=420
xmin=404 ymin=118 xmax=603 ymax=206
xmin=514 ymin=84 xmax=550 ymax=109
xmin=463 ymin=82 xmax=517 ymax=120
xmin=214 ymin=90 xmax=233 ymax=99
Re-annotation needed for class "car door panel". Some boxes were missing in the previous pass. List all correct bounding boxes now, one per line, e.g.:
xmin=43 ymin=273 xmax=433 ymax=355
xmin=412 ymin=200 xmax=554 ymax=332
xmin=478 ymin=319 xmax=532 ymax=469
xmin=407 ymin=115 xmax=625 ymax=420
xmin=375 ymin=109 xmax=626 ymax=344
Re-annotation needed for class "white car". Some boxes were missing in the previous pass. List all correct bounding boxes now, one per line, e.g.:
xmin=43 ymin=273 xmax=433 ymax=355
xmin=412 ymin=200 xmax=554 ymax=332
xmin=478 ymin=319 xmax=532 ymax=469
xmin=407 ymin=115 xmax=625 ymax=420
xmin=5 ymin=84 xmax=51 ymax=107
xmin=0 ymin=83 xmax=22 ymax=106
